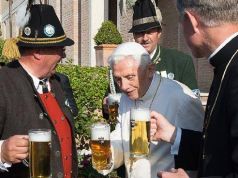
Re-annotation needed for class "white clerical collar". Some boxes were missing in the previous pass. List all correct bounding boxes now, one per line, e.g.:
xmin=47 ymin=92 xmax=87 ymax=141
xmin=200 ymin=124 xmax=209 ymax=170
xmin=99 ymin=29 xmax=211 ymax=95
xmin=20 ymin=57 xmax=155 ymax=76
xmin=208 ymin=32 xmax=238 ymax=60
xmin=139 ymin=73 xmax=160 ymax=102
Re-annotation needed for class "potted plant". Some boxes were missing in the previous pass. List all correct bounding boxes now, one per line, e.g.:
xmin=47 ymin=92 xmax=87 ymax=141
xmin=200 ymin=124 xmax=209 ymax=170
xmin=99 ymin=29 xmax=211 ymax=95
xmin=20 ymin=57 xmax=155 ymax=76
xmin=94 ymin=20 xmax=122 ymax=66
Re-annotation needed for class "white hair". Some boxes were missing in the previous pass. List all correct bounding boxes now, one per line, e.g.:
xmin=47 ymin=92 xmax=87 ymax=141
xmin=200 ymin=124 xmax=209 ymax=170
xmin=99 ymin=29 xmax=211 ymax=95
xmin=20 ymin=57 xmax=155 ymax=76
xmin=108 ymin=42 xmax=151 ymax=68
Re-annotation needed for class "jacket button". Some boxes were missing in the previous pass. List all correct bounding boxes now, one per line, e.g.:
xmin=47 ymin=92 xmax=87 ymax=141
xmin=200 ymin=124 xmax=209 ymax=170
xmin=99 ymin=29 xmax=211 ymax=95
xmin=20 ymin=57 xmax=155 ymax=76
xmin=57 ymin=172 xmax=63 ymax=178
xmin=55 ymin=151 xmax=61 ymax=157
xmin=39 ymin=113 xmax=44 ymax=120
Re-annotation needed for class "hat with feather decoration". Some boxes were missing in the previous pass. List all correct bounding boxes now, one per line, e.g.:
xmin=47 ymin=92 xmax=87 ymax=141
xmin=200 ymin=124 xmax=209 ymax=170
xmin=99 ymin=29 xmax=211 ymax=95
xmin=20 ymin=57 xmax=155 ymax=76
xmin=17 ymin=1 xmax=74 ymax=47
xmin=129 ymin=0 xmax=162 ymax=33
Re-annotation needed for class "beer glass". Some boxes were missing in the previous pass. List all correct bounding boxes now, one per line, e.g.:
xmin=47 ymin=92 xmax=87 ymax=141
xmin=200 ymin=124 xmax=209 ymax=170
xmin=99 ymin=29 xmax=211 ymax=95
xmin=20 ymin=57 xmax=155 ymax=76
xmin=108 ymin=93 xmax=121 ymax=125
xmin=130 ymin=108 xmax=150 ymax=158
xmin=29 ymin=129 xmax=51 ymax=178
xmin=90 ymin=122 xmax=111 ymax=171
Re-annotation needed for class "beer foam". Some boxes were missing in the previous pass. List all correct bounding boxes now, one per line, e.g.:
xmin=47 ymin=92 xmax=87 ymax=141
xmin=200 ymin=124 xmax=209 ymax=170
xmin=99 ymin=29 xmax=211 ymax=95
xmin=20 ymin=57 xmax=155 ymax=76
xmin=29 ymin=131 xmax=51 ymax=142
xmin=91 ymin=123 xmax=110 ymax=140
xmin=131 ymin=108 xmax=150 ymax=121
xmin=108 ymin=93 xmax=121 ymax=105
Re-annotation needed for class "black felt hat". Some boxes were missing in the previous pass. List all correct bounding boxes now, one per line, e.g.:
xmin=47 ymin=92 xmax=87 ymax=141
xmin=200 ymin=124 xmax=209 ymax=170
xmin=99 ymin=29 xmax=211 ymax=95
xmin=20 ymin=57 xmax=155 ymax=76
xmin=17 ymin=4 xmax=74 ymax=48
xmin=129 ymin=0 xmax=162 ymax=33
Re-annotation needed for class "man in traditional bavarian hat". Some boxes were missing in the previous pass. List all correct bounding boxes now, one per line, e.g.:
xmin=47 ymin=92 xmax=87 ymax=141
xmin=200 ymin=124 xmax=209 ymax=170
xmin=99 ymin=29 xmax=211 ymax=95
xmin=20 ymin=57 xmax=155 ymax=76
xmin=0 ymin=2 xmax=78 ymax=178
xmin=130 ymin=0 xmax=199 ymax=94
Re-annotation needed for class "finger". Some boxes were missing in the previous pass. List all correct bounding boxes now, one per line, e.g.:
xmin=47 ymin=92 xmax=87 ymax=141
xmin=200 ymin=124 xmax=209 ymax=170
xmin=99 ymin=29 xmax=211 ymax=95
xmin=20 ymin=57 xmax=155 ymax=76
xmin=158 ymin=171 xmax=172 ymax=178
xmin=152 ymin=133 xmax=160 ymax=142
xmin=157 ymin=171 xmax=163 ymax=178
xmin=11 ymin=158 xmax=23 ymax=164
xmin=150 ymin=111 xmax=160 ymax=118
xmin=13 ymin=146 xmax=29 ymax=154
xmin=14 ymin=135 xmax=29 ymax=139
xmin=15 ymin=153 xmax=29 ymax=160
xmin=170 ymin=168 xmax=177 ymax=173
xmin=21 ymin=135 xmax=29 ymax=140
xmin=150 ymin=128 xmax=157 ymax=138
xmin=14 ymin=137 xmax=29 ymax=147
xmin=8 ymin=135 xmax=29 ymax=147
xmin=150 ymin=118 xmax=157 ymax=128
xmin=2 ymin=149 xmax=28 ymax=163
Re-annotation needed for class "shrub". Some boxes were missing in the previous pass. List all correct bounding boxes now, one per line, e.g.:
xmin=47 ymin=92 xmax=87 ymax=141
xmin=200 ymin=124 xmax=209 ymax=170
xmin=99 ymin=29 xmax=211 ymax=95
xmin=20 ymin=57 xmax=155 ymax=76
xmin=94 ymin=20 xmax=123 ymax=45
xmin=57 ymin=64 xmax=109 ymax=136
xmin=0 ymin=38 xmax=5 ymax=62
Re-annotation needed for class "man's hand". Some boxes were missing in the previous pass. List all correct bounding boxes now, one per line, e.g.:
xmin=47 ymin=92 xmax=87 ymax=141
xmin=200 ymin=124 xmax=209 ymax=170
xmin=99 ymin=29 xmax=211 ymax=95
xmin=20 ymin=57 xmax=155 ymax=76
xmin=158 ymin=168 xmax=189 ymax=178
xmin=150 ymin=111 xmax=176 ymax=143
xmin=102 ymin=96 xmax=109 ymax=114
xmin=1 ymin=135 xmax=29 ymax=164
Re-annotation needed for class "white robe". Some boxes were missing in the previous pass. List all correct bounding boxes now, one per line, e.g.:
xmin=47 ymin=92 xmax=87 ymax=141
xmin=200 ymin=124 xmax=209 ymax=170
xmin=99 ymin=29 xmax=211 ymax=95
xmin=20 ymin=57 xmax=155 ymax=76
xmin=110 ymin=73 xmax=204 ymax=178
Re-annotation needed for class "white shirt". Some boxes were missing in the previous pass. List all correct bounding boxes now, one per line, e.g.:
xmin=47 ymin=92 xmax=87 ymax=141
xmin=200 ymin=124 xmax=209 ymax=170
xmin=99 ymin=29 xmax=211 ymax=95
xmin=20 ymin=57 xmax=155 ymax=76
xmin=26 ymin=70 xmax=51 ymax=94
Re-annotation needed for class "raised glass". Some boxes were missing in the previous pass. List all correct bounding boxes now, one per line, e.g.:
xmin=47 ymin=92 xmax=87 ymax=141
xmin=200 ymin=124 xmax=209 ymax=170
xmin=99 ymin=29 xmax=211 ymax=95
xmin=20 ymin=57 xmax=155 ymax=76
xmin=90 ymin=122 xmax=111 ymax=171
xmin=108 ymin=93 xmax=121 ymax=125
xmin=29 ymin=129 xmax=51 ymax=178
xmin=130 ymin=108 xmax=150 ymax=158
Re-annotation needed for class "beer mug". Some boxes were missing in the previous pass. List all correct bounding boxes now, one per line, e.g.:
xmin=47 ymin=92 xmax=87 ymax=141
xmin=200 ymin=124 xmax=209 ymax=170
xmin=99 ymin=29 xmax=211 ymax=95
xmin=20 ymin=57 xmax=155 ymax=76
xmin=130 ymin=108 xmax=150 ymax=158
xmin=90 ymin=122 xmax=111 ymax=171
xmin=108 ymin=93 xmax=121 ymax=124
xmin=29 ymin=129 xmax=51 ymax=178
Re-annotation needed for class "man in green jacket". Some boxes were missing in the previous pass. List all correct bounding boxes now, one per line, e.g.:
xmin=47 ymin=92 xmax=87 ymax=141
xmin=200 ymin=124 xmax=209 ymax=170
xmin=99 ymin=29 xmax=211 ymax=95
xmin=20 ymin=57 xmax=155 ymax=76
xmin=129 ymin=0 xmax=198 ymax=91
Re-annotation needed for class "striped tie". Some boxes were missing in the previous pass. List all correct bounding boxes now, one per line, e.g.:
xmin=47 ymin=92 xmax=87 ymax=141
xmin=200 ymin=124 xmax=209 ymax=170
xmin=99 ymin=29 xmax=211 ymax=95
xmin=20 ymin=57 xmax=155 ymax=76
xmin=39 ymin=79 xmax=49 ymax=93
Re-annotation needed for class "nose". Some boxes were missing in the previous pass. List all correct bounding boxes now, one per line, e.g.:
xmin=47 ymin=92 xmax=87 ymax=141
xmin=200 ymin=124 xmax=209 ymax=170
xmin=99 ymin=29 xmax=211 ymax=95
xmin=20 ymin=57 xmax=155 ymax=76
xmin=120 ymin=78 xmax=130 ymax=92
xmin=142 ymin=33 xmax=149 ymax=41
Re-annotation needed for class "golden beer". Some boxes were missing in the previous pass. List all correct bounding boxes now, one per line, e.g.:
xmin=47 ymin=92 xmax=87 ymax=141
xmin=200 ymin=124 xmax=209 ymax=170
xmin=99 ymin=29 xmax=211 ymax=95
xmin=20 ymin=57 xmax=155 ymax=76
xmin=130 ymin=108 xmax=150 ymax=158
xmin=29 ymin=129 xmax=51 ymax=178
xmin=90 ymin=123 xmax=111 ymax=170
xmin=108 ymin=104 xmax=119 ymax=123
xmin=90 ymin=140 xmax=111 ymax=170
xmin=108 ymin=93 xmax=121 ymax=125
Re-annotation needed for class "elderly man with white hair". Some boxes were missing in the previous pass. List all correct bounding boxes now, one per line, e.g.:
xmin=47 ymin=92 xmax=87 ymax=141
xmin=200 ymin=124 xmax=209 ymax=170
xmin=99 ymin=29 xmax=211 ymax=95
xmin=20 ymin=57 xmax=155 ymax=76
xmin=100 ymin=42 xmax=204 ymax=178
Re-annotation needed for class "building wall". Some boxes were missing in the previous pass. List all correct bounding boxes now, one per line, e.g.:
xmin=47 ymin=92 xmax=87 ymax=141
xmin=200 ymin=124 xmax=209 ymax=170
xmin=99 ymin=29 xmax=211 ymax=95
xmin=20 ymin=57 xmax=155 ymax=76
xmin=49 ymin=0 xmax=76 ymax=62
xmin=0 ymin=0 xmax=23 ymax=38
xmin=80 ymin=0 xmax=90 ymax=66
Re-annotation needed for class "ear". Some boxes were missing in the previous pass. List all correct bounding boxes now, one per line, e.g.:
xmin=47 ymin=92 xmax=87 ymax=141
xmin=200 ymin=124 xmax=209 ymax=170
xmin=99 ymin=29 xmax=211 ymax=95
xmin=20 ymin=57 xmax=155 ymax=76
xmin=32 ymin=49 xmax=41 ymax=60
xmin=157 ymin=29 xmax=162 ymax=39
xmin=184 ymin=10 xmax=200 ymax=34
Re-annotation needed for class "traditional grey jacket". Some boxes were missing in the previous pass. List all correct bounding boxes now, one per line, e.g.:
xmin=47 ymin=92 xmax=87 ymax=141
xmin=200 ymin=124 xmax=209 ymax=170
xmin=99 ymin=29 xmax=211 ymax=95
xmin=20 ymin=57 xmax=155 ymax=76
xmin=0 ymin=60 xmax=78 ymax=178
